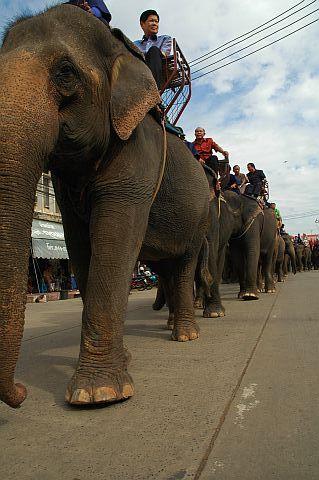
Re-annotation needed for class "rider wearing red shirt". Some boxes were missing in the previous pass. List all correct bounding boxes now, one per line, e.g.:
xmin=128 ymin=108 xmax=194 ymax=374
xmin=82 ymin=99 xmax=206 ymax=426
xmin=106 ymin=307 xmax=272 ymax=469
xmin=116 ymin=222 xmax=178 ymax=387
xmin=192 ymin=127 xmax=229 ymax=175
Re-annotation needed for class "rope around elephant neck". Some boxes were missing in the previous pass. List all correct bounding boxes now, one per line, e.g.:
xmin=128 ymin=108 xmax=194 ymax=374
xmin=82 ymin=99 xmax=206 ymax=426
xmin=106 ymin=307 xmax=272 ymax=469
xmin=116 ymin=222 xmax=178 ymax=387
xmin=218 ymin=194 xmax=227 ymax=219
xmin=151 ymin=114 xmax=167 ymax=203
xmin=231 ymin=208 xmax=264 ymax=241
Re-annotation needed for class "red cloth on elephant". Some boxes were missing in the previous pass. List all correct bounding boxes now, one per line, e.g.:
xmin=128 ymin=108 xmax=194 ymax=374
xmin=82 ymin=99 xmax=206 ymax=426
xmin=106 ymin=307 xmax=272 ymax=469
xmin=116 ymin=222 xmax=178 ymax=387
xmin=192 ymin=138 xmax=219 ymax=162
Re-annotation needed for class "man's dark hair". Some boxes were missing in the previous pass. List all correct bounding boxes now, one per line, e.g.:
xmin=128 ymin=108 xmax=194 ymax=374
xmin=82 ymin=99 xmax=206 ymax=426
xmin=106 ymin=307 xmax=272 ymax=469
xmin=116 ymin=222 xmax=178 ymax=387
xmin=233 ymin=165 xmax=240 ymax=169
xmin=247 ymin=162 xmax=255 ymax=168
xmin=140 ymin=10 xmax=159 ymax=23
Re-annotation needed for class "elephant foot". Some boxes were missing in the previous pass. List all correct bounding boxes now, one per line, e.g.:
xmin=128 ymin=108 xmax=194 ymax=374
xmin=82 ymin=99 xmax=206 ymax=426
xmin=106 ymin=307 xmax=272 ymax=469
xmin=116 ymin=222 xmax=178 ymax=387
xmin=265 ymin=288 xmax=276 ymax=294
xmin=203 ymin=305 xmax=225 ymax=318
xmin=243 ymin=292 xmax=259 ymax=301
xmin=152 ymin=299 xmax=165 ymax=311
xmin=171 ymin=321 xmax=199 ymax=342
xmin=167 ymin=313 xmax=174 ymax=331
xmin=194 ymin=298 xmax=204 ymax=309
xmin=65 ymin=366 xmax=134 ymax=406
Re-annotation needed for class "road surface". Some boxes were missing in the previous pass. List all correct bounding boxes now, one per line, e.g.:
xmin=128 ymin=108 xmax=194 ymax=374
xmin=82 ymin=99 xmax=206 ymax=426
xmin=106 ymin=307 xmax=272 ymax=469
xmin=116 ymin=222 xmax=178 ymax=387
xmin=0 ymin=271 xmax=318 ymax=479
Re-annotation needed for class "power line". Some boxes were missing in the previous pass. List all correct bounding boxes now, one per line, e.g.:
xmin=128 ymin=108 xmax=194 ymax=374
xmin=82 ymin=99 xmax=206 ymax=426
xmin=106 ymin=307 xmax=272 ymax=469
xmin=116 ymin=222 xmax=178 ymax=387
xmin=191 ymin=8 xmax=318 ymax=75
xmin=283 ymin=212 xmax=319 ymax=220
xmin=189 ymin=0 xmax=313 ymax=65
xmin=190 ymin=0 xmax=317 ymax=68
xmin=192 ymin=18 xmax=319 ymax=81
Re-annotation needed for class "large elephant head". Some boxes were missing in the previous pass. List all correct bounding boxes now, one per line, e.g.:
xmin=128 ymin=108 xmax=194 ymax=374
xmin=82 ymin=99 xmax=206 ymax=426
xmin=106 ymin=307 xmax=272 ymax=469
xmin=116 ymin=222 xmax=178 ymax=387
xmin=0 ymin=4 xmax=160 ymax=407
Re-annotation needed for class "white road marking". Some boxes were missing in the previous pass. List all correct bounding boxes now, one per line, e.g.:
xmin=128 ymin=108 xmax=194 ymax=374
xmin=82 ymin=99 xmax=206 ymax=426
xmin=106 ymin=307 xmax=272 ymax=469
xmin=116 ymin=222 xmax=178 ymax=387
xmin=235 ymin=383 xmax=260 ymax=428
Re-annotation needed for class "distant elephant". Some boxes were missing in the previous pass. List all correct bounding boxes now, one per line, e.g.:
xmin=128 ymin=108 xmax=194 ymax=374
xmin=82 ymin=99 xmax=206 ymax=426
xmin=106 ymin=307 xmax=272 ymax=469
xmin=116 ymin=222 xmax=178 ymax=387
xmin=303 ymin=246 xmax=312 ymax=270
xmin=196 ymin=192 xmax=277 ymax=319
xmin=295 ymin=244 xmax=306 ymax=272
xmin=275 ymin=235 xmax=285 ymax=282
xmin=0 ymin=5 xmax=211 ymax=408
xmin=282 ymin=233 xmax=297 ymax=276
xmin=312 ymin=245 xmax=319 ymax=270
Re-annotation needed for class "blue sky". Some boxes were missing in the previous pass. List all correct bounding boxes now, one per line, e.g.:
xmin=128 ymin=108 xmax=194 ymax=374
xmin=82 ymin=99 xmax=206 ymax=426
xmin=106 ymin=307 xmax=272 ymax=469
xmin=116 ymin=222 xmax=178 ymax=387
xmin=1 ymin=0 xmax=319 ymax=235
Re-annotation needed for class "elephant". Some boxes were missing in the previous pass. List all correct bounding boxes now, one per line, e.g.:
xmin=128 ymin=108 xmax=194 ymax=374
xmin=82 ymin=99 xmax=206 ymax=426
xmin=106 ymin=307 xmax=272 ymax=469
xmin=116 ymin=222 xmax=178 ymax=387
xmin=303 ymin=246 xmax=312 ymax=270
xmin=275 ymin=235 xmax=285 ymax=283
xmin=0 ymin=5 xmax=211 ymax=408
xmin=294 ymin=243 xmax=311 ymax=272
xmin=312 ymin=244 xmax=319 ymax=270
xmin=282 ymin=232 xmax=297 ymax=276
xmin=194 ymin=191 xmax=277 ymax=319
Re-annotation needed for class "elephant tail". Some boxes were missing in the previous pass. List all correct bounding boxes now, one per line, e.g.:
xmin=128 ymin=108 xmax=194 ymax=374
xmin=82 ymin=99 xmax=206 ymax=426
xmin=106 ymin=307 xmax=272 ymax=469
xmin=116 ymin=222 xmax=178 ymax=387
xmin=199 ymin=238 xmax=212 ymax=296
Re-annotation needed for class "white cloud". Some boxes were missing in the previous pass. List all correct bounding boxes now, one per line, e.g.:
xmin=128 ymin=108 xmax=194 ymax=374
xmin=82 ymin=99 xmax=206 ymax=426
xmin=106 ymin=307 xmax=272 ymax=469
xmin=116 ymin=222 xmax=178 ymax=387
xmin=1 ymin=0 xmax=318 ymax=234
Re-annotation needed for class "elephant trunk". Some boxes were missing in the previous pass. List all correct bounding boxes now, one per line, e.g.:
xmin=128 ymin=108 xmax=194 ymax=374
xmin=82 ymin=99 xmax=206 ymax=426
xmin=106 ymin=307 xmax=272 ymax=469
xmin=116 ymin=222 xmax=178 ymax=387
xmin=0 ymin=51 xmax=58 ymax=407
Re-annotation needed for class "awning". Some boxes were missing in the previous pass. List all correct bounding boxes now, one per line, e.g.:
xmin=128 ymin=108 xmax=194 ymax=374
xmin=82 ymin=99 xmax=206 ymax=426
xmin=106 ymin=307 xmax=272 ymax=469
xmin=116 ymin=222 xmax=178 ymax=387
xmin=31 ymin=219 xmax=69 ymax=259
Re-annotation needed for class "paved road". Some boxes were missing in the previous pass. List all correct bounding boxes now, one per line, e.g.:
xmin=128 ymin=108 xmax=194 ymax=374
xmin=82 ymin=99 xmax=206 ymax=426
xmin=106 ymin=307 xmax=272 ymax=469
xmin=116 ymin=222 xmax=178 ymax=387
xmin=1 ymin=271 xmax=318 ymax=480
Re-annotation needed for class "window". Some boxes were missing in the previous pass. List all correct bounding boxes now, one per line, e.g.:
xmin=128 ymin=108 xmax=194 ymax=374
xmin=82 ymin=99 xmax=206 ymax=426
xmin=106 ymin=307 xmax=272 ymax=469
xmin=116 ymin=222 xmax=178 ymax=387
xmin=43 ymin=175 xmax=50 ymax=209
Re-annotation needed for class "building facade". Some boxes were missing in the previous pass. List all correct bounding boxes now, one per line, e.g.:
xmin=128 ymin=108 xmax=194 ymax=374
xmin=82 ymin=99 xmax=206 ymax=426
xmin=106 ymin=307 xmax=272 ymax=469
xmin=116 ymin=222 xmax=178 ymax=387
xmin=34 ymin=172 xmax=62 ymax=223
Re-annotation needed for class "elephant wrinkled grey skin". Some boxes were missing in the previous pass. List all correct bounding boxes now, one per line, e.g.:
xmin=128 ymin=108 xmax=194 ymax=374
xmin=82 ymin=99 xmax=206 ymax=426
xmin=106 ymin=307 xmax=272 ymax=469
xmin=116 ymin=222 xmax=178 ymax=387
xmin=303 ymin=246 xmax=312 ymax=271
xmin=275 ymin=235 xmax=285 ymax=282
xmin=255 ymin=208 xmax=278 ymax=295
xmin=0 ymin=5 xmax=210 ymax=408
xmin=196 ymin=192 xmax=276 ymax=319
xmin=312 ymin=245 xmax=319 ymax=270
xmin=282 ymin=233 xmax=297 ymax=276
xmin=294 ymin=244 xmax=312 ymax=271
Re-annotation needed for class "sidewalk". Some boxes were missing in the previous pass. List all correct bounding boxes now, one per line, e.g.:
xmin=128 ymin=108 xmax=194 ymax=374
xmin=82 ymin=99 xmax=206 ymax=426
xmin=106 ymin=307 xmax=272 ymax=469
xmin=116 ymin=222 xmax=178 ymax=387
xmin=0 ymin=272 xmax=318 ymax=479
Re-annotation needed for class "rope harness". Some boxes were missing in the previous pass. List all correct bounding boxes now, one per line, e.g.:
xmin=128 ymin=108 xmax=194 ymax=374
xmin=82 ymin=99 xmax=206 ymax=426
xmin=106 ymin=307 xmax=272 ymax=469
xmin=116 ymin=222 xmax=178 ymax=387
xmin=150 ymin=110 xmax=167 ymax=203
xmin=216 ymin=193 xmax=264 ymax=241
xmin=231 ymin=212 xmax=262 ymax=241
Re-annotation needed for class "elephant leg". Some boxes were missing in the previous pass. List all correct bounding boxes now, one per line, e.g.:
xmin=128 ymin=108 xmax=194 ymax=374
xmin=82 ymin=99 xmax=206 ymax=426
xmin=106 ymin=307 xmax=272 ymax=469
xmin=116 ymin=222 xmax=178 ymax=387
xmin=242 ymin=234 xmax=260 ymax=300
xmin=52 ymin=177 xmax=91 ymax=300
xmin=161 ymin=274 xmax=175 ymax=330
xmin=277 ymin=261 xmax=284 ymax=282
xmin=152 ymin=278 xmax=166 ymax=311
xmin=171 ymin=255 xmax=200 ymax=342
xmin=283 ymin=254 xmax=288 ymax=276
xmin=263 ymin=252 xmax=276 ymax=293
xmin=203 ymin=245 xmax=226 ymax=318
xmin=257 ymin=262 xmax=264 ymax=292
xmin=230 ymin=242 xmax=247 ymax=298
xmin=65 ymin=198 xmax=152 ymax=406
xmin=194 ymin=260 xmax=204 ymax=310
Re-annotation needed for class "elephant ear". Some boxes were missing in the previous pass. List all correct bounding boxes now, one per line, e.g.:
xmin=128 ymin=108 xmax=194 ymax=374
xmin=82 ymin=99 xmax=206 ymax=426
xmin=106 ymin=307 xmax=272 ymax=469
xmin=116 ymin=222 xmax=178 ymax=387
xmin=111 ymin=28 xmax=145 ymax=62
xmin=110 ymin=54 xmax=161 ymax=140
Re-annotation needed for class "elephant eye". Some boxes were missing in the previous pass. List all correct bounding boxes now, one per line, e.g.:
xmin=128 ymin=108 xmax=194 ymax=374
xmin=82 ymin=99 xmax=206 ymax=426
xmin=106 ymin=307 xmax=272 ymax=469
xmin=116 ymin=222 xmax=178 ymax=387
xmin=55 ymin=62 xmax=77 ymax=82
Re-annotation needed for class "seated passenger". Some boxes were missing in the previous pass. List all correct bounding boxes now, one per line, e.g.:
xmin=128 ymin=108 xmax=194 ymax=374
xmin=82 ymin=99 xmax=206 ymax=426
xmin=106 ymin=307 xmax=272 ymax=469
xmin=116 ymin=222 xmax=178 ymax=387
xmin=294 ymin=233 xmax=304 ymax=245
xmin=233 ymin=165 xmax=248 ymax=194
xmin=224 ymin=166 xmax=240 ymax=194
xmin=269 ymin=202 xmax=282 ymax=228
xmin=189 ymin=127 xmax=229 ymax=176
xmin=269 ymin=203 xmax=282 ymax=221
xmin=67 ymin=0 xmax=112 ymax=25
xmin=245 ymin=163 xmax=266 ymax=198
xmin=134 ymin=10 xmax=172 ymax=89
xmin=280 ymin=224 xmax=286 ymax=235
xmin=302 ymin=234 xmax=310 ymax=247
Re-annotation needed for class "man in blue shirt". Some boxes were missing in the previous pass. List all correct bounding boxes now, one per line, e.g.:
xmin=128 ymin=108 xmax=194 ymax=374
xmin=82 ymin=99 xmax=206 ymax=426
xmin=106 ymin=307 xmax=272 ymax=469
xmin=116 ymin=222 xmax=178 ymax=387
xmin=134 ymin=10 xmax=172 ymax=89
